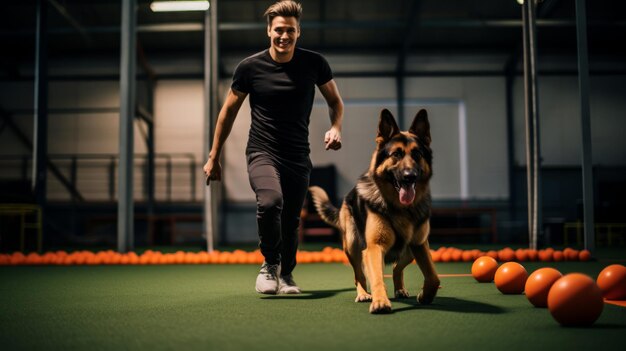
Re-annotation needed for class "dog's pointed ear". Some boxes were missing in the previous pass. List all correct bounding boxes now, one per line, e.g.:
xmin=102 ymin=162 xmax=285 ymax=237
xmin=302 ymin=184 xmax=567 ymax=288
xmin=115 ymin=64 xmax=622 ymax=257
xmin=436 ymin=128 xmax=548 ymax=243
xmin=409 ymin=109 xmax=431 ymax=146
xmin=376 ymin=109 xmax=400 ymax=144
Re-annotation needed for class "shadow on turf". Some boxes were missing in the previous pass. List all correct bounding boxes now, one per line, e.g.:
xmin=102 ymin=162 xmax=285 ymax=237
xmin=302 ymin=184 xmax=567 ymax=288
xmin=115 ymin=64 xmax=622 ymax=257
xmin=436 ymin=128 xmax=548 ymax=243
xmin=262 ymin=290 xmax=506 ymax=316
xmin=392 ymin=296 xmax=506 ymax=314
xmin=561 ymin=323 xmax=626 ymax=330
xmin=261 ymin=287 xmax=354 ymax=300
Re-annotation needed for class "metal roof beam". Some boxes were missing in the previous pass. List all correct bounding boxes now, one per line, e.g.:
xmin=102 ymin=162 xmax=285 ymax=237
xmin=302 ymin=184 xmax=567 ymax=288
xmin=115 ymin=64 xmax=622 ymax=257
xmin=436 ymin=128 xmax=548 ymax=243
xmin=47 ymin=0 xmax=94 ymax=46
xmin=4 ymin=18 xmax=625 ymax=37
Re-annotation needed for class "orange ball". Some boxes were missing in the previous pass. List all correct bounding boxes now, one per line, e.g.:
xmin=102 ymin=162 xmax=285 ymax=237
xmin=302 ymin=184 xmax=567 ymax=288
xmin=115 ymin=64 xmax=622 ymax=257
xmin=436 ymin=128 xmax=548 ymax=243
xmin=471 ymin=256 xmax=499 ymax=283
xmin=548 ymin=273 xmax=604 ymax=326
xmin=486 ymin=250 xmax=499 ymax=260
xmin=579 ymin=250 xmax=592 ymax=261
xmin=494 ymin=262 xmax=528 ymax=294
xmin=471 ymin=250 xmax=482 ymax=260
xmin=461 ymin=250 xmax=474 ymax=262
xmin=498 ymin=248 xmax=515 ymax=262
xmin=564 ymin=248 xmax=579 ymax=261
xmin=538 ymin=249 xmax=552 ymax=262
xmin=451 ymin=249 xmax=463 ymax=262
xmin=596 ymin=264 xmax=626 ymax=300
xmin=515 ymin=249 xmax=529 ymax=262
xmin=553 ymin=251 xmax=564 ymax=262
xmin=525 ymin=267 xmax=563 ymax=307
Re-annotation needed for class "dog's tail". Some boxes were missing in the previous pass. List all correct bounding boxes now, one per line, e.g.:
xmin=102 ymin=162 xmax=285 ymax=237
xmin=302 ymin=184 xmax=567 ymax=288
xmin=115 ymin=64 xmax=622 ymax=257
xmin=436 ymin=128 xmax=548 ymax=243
xmin=308 ymin=186 xmax=340 ymax=228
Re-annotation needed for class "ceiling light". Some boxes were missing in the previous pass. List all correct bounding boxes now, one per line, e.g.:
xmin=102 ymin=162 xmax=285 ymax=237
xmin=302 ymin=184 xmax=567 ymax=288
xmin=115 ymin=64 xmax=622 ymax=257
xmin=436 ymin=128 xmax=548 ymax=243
xmin=150 ymin=1 xmax=210 ymax=12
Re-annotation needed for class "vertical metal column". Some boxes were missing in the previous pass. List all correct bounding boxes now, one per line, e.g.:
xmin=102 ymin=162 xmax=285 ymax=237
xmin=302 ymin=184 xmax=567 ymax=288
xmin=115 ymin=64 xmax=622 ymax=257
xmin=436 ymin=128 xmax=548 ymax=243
xmin=522 ymin=0 xmax=542 ymax=250
xmin=395 ymin=0 xmax=422 ymax=127
xmin=505 ymin=72 xmax=517 ymax=221
xmin=395 ymin=75 xmax=405 ymax=126
xmin=33 ymin=0 xmax=48 ymax=243
xmin=118 ymin=0 xmax=136 ymax=252
xmin=144 ymin=117 xmax=155 ymax=244
xmin=146 ymin=119 xmax=155 ymax=213
xmin=204 ymin=0 xmax=219 ymax=252
xmin=574 ymin=0 xmax=595 ymax=252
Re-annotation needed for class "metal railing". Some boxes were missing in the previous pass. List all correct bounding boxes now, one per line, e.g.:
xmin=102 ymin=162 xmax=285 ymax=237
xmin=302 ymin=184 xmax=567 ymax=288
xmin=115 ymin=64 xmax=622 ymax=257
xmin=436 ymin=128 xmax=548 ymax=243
xmin=0 ymin=153 xmax=199 ymax=202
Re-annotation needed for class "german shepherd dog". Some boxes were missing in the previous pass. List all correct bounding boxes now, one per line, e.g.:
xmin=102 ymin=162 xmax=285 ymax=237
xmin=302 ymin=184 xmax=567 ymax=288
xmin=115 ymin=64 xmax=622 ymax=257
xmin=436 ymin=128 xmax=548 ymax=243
xmin=309 ymin=109 xmax=439 ymax=314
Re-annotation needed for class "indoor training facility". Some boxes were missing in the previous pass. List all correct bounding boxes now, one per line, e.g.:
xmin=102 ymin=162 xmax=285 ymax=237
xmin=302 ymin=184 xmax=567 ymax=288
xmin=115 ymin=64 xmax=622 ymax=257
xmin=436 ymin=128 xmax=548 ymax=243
xmin=1 ymin=1 xmax=625 ymax=350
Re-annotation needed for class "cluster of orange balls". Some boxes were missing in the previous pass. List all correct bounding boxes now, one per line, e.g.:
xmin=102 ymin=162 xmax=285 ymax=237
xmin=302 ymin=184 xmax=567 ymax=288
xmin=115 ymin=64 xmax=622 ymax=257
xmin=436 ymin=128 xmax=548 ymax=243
xmin=0 ymin=246 xmax=593 ymax=266
xmin=471 ymin=256 xmax=626 ymax=326
xmin=0 ymin=247 xmax=350 ymax=266
xmin=431 ymin=246 xmax=591 ymax=263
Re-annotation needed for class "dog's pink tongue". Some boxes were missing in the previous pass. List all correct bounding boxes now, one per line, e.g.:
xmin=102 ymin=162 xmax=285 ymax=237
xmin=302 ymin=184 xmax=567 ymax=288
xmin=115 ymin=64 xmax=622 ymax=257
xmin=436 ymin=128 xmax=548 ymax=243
xmin=399 ymin=185 xmax=415 ymax=205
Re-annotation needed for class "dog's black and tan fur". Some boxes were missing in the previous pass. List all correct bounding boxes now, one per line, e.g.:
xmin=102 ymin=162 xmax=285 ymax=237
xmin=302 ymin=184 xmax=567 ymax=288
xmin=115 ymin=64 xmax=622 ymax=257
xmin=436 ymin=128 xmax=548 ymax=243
xmin=309 ymin=109 xmax=439 ymax=314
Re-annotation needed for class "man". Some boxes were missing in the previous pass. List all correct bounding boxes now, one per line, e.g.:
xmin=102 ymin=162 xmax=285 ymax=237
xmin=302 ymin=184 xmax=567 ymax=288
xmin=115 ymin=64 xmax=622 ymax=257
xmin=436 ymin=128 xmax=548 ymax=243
xmin=203 ymin=0 xmax=344 ymax=294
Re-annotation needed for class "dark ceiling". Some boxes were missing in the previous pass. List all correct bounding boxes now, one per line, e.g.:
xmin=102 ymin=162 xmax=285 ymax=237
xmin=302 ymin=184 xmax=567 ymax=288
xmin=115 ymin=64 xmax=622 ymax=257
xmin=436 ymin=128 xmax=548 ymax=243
xmin=2 ymin=0 xmax=626 ymax=78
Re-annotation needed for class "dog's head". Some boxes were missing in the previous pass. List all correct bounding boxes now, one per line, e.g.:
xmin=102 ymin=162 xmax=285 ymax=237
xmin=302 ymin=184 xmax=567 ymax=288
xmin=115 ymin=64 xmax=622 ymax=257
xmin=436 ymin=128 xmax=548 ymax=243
xmin=371 ymin=109 xmax=432 ymax=206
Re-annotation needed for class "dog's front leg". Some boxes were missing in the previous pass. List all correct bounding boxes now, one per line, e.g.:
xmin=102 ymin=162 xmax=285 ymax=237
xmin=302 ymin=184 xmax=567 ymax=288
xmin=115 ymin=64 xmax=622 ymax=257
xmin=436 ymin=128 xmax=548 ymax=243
xmin=363 ymin=244 xmax=391 ymax=313
xmin=363 ymin=213 xmax=394 ymax=314
xmin=343 ymin=218 xmax=371 ymax=302
xmin=410 ymin=240 xmax=440 ymax=305
xmin=392 ymin=249 xmax=414 ymax=298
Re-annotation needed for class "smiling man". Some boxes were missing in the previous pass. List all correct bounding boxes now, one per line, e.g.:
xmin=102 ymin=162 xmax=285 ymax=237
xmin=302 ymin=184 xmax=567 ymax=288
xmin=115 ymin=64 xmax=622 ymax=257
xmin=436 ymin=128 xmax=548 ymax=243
xmin=203 ymin=1 xmax=344 ymax=295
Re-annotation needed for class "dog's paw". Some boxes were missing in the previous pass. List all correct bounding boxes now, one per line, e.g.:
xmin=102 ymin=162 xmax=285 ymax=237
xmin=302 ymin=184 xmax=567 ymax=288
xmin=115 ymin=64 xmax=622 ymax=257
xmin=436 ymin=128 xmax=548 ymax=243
xmin=417 ymin=281 xmax=440 ymax=305
xmin=394 ymin=289 xmax=410 ymax=299
xmin=369 ymin=298 xmax=392 ymax=314
xmin=417 ymin=290 xmax=433 ymax=305
xmin=355 ymin=293 xmax=372 ymax=302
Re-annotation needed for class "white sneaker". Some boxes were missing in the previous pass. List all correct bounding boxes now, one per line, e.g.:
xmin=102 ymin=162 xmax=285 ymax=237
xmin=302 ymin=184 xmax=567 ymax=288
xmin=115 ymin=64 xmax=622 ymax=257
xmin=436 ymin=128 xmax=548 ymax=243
xmin=255 ymin=262 xmax=281 ymax=294
xmin=278 ymin=274 xmax=301 ymax=294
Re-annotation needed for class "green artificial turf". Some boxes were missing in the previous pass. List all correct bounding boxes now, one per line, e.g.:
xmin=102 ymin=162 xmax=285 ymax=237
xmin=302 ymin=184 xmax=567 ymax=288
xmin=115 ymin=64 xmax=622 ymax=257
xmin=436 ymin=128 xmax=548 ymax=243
xmin=1 ymin=261 xmax=625 ymax=351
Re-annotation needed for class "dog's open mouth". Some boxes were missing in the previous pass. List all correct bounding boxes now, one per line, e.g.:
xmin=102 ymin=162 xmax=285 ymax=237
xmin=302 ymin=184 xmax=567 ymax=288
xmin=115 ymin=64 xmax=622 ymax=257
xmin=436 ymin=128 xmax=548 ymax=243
xmin=394 ymin=180 xmax=416 ymax=205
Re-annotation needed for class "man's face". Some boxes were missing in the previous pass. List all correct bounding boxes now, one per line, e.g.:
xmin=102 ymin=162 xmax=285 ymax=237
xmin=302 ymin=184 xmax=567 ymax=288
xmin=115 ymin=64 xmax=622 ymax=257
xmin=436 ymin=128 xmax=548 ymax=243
xmin=267 ymin=16 xmax=300 ymax=57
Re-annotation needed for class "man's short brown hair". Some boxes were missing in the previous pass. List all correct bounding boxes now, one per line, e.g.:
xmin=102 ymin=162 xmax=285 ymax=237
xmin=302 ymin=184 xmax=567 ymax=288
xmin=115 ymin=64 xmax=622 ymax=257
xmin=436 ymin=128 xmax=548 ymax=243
xmin=264 ymin=1 xmax=303 ymax=26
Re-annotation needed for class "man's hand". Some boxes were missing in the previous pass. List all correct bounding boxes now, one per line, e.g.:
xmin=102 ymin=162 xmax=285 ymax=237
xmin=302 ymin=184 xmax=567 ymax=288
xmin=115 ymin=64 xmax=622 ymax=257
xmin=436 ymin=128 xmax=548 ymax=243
xmin=324 ymin=127 xmax=342 ymax=150
xmin=203 ymin=157 xmax=222 ymax=186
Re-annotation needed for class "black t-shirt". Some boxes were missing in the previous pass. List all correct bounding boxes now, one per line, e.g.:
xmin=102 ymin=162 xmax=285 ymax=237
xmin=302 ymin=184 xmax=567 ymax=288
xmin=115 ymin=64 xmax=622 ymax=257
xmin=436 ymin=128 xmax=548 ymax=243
xmin=231 ymin=47 xmax=333 ymax=158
